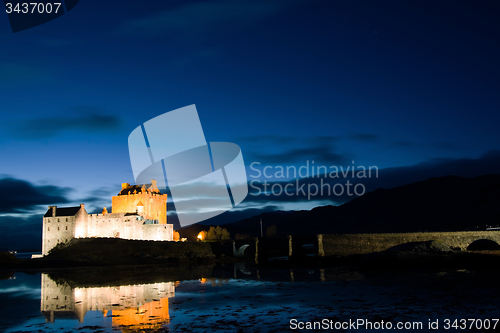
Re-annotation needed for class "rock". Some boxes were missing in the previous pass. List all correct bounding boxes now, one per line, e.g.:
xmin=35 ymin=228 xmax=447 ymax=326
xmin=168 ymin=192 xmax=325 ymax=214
xmin=386 ymin=240 xmax=455 ymax=254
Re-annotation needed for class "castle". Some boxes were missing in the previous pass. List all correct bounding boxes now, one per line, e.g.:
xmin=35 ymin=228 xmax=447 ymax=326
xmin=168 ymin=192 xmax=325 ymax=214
xmin=41 ymin=180 xmax=173 ymax=256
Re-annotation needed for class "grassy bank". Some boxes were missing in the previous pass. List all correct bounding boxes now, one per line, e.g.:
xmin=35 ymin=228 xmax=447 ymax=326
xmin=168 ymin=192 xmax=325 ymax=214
xmin=0 ymin=238 xmax=215 ymax=269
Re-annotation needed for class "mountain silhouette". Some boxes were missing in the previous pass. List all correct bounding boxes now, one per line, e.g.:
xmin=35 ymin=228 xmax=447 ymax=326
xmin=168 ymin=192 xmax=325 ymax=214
xmin=179 ymin=174 xmax=500 ymax=239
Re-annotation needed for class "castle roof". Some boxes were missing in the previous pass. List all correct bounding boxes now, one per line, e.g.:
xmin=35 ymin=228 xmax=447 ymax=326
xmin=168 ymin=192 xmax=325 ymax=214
xmin=43 ymin=206 xmax=81 ymax=218
xmin=118 ymin=185 xmax=144 ymax=195
xmin=118 ymin=184 xmax=161 ymax=195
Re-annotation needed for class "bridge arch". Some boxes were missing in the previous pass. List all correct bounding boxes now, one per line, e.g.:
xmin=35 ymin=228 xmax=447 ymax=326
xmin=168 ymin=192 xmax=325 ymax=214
xmin=467 ymin=239 xmax=500 ymax=251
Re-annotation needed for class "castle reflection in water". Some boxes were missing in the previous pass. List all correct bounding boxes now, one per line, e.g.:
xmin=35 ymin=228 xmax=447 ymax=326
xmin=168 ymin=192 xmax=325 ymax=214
xmin=40 ymin=273 xmax=175 ymax=331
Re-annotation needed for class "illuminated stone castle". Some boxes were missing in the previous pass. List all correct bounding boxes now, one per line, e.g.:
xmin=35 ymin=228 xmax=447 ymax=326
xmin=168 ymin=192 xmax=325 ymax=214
xmin=41 ymin=180 xmax=172 ymax=256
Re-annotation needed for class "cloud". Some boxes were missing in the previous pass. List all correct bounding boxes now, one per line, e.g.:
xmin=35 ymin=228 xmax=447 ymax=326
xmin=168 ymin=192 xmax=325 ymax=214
xmin=241 ymin=150 xmax=500 ymax=208
xmin=77 ymin=186 xmax=121 ymax=214
xmin=239 ymin=135 xmax=340 ymax=145
xmin=198 ymin=205 xmax=280 ymax=226
xmin=0 ymin=214 xmax=41 ymax=251
xmin=118 ymin=0 xmax=289 ymax=38
xmin=240 ymin=134 xmax=383 ymax=165
xmin=348 ymin=133 xmax=379 ymax=142
xmin=252 ymin=146 xmax=350 ymax=165
xmin=13 ymin=107 xmax=122 ymax=139
xmin=0 ymin=177 xmax=71 ymax=214
xmin=241 ymin=135 xmax=351 ymax=165
xmin=393 ymin=140 xmax=465 ymax=151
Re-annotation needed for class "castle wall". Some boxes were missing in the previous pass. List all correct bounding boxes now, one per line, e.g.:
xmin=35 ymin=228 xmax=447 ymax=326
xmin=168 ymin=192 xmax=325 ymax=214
xmin=42 ymin=214 xmax=78 ymax=256
xmin=73 ymin=213 xmax=173 ymax=243
xmin=111 ymin=190 xmax=168 ymax=224
xmin=144 ymin=224 xmax=174 ymax=241
xmin=73 ymin=208 xmax=88 ymax=239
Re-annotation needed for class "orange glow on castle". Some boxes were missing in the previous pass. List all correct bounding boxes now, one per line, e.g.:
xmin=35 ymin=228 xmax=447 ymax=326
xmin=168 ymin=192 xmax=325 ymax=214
xmin=40 ymin=180 xmax=173 ymax=256
xmin=112 ymin=180 xmax=168 ymax=224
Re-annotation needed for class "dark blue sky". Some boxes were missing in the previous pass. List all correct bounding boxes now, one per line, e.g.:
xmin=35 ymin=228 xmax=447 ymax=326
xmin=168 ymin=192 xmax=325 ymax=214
xmin=1 ymin=0 xmax=499 ymax=250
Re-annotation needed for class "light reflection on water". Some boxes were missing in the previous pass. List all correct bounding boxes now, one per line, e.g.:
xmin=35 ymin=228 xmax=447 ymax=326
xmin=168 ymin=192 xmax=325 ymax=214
xmin=40 ymin=274 xmax=174 ymax=331
xmin=0 ymin=263 xmax=500 ymax=332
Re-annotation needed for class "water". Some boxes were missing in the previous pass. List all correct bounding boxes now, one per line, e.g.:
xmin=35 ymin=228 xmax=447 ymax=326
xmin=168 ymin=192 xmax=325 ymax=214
xmin=1 ymin=264 xmax=499 ymax=332
xmin=14 ymin=252 xmax=41 ymax=259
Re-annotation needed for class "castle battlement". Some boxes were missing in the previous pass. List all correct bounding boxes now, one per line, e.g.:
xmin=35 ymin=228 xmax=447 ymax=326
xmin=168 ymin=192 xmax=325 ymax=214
xmin=41 ymin=180 xmax=172 ymax=255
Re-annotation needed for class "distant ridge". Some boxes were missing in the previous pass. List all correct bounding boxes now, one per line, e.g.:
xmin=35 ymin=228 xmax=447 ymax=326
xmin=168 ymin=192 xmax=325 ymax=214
xmin=179 ymin=174 xmax=500 ymax=239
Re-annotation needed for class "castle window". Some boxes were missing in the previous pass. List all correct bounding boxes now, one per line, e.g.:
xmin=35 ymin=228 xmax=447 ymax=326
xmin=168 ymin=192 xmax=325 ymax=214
xmin=57 ymin=218 xmax=59 ymax=222
xmin=65 ymin=226 xmax=68 ymax=230
xmin=66 ymin=218 xmax=68 ymax=222
xmin=47 ymin=227 xmax=50 ymax=231
xmin=57 ymin=227 xmax=60 ymax=231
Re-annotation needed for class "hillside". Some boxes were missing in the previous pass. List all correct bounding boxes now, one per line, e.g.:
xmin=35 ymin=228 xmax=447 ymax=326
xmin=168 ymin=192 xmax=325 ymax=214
xmin=179 ymin=174 xmax=500 ymax=239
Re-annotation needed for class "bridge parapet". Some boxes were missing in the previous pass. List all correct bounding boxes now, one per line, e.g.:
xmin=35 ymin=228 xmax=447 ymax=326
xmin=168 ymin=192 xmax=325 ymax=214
xmin=319 ymin=231 xmax=500 ymax=257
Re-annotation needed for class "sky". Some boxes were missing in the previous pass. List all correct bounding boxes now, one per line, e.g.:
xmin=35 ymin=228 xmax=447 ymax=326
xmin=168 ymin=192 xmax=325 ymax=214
xmin=0 ymin=0 xmax=499 ymax=250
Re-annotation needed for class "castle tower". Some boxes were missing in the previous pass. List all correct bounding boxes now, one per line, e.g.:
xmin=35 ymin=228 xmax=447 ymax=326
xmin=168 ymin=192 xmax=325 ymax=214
xmin=111 ymin=180 xmax=168 ymax=224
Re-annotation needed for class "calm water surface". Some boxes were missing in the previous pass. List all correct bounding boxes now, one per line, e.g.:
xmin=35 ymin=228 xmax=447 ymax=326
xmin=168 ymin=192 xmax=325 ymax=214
xmin=0 ymin=263 xmax=499 ymax=332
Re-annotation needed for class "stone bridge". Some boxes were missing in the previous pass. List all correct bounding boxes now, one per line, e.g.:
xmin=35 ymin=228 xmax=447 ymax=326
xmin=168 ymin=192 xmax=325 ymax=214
xmin=320 ymin=230 xmax=500 ymax=256
xmin=229 ymin=231 xmax=500 ymax=262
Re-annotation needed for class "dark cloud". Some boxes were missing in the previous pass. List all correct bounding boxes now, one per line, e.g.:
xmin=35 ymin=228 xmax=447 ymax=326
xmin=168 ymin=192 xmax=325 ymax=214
xmin=242 ymin=150 xmax=500 ymax=208
xmin=118 ymin=0 xmax=293 ymax=38
xmin=240 ymin=133 xmax=387 ymax=165
xmin=198 ymin=205 xmax=280 ymax=226
xmin=252 ymin=146 xmax=350 ymax=165
xmin=393 ymin=140 xmax=465 ymax=151
xmin=238 ymin=135 xmax=302 ymax=145
xmin=239 ymin=135 xmax=342 ymax=145
xmin=393 ymin=140 xmax=414 ymax=147
xmin=77 ymin=185 xmax=123 ymax=214
xmin=13 ymin=107 xmax=121 ymax=139
xmin=0 ymin=177 xmax=71 ymax=214
xmin=241 ymin=135 xmax=350 ymax=165
xmin=348 ymin=133 xmax=379 ymax=141
xmin=0 ymin=214 xmax=41 ymax=251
